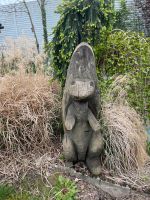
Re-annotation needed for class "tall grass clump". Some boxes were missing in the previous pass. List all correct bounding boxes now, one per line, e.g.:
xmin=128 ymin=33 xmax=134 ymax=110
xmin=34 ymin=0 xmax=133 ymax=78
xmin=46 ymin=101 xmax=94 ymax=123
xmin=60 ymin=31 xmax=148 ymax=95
xmin=102 ymin=75 xmax=148 ymax=174
xmin=0 ymin=72 xmax=61 ymax=153
xmin=0 ymin=36 xmax=46 ymax=75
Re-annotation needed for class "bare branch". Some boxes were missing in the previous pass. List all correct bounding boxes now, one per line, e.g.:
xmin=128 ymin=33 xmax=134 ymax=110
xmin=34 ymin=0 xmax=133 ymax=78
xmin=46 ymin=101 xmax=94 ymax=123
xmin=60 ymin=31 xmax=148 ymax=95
xmin=0 ymin=1 xmax=27 ymax=14
xmin=22 ymin=0 xmax=40 ymax=53
xmin=37 ymin=0 xmax=41 ymax=7
xmin=37 ymin=0 xmax=47 ymax=8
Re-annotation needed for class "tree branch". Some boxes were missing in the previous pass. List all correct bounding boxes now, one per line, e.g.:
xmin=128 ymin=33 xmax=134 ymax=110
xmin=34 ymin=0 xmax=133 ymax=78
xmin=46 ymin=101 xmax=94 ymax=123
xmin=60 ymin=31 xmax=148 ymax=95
xmin=22 ymin=0 xmax=40 ymax=53
xmin=37 ymin=0 xmax=41 ymax=7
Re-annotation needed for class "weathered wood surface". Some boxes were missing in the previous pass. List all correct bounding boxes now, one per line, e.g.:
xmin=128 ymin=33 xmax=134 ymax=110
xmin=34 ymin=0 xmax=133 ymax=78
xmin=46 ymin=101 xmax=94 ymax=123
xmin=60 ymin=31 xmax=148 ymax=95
xmin=62 ymin=43 xmax=103 ymax=175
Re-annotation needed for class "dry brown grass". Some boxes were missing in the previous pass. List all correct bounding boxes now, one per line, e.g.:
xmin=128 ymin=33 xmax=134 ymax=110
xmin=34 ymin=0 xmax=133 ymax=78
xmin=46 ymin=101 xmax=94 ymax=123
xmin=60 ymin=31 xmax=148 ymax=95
xmin=0 ymin=71 xmax=149 ymax=191
xmin=0 ymin=36 xmax=46 ymax=75
xmin=0 ymin=72 xmax=61 ymax=153
xmin=102 ymin=75 xmax=148 ymax=174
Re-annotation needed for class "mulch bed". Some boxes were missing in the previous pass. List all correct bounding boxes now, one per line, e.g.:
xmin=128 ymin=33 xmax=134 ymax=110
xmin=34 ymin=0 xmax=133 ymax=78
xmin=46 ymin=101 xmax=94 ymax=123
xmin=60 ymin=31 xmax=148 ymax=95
xmin=0 ymin=136 xmax=150 ymax=199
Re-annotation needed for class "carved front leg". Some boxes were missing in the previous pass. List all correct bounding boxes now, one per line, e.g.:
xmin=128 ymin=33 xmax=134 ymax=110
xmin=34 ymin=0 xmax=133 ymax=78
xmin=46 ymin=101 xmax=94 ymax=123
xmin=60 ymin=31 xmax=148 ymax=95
xmin=65 ymin=104 xmax=75 ymax=131
xmin=63 ymin=104 xmax=77 ymax=164
xmin=63 ymin=134 xmax=77 ymax=163
xmin=88 ymin=108 xmax=100 ymax=132
xmin=87 ymin=108 xmax=103 ymax=175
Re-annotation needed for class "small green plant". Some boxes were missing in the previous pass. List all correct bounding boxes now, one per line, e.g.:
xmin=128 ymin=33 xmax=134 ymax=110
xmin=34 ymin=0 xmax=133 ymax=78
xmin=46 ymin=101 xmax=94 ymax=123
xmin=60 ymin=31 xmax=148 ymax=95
xmin=7 ymin=192 xmax=40 ymax=200
xmin=0 ymin=183 xmax=40 ymax=200
xmin=0 ymin=184 xmax=15 ymax=200
xmin=59 ymin=153 xmax=65 ymax=161
xmin=52 ymin=175 xmax=78 ymax=200
xmin=146 ymin=141 xmax=150 ymax=156
xmin=141 ymin=175 xmax=150 ymax=182
xmin=18 ymin=176 xmax=52 ymax=200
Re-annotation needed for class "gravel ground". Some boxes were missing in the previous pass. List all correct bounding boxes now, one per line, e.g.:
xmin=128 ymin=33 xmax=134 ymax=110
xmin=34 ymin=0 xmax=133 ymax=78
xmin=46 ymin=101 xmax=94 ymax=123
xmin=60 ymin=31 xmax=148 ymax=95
xmin=0 ymin=137 xmax=150 ymax=200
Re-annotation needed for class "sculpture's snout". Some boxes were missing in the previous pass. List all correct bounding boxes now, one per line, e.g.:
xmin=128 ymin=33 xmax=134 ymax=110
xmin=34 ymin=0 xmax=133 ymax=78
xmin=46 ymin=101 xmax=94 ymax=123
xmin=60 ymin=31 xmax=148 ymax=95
xmin=69 ymin=79 xmax=95 ymax=100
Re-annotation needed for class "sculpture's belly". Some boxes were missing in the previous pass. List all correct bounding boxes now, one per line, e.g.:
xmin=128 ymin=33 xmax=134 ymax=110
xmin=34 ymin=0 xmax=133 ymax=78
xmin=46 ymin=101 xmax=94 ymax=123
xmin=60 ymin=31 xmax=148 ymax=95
xmin=72 ymin=121 xmax=92 ymax=161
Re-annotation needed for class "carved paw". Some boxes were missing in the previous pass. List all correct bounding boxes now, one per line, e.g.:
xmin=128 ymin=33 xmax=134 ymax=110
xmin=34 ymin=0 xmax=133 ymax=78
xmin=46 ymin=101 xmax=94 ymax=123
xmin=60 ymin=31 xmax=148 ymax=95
xmin=89 ymin=165 xmax=102 ymax=176
xmin=65 ymin=117 xmax=75 ymax=130
xmin=95 ymin=127 xmax=101 ymax=134
xmin=86 ymin=158 xmax=102 ymax=176
xmin=65 ymin=161 xmax=74 ymax=168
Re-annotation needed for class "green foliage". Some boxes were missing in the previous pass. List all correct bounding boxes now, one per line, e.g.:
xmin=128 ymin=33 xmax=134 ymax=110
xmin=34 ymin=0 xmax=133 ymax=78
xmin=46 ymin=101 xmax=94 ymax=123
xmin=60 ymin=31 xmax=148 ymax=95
xmin=0 ymin=175 xmax=78 ymax=200
xmin=59 ymin=153 xmax=65 ymax=161
xmin=0 ymin=184 xmax=15 ymax=200
xmin=7 ymin=192 xmax=40 ymax=200
xmin=52 ymin=175 xmax=78 ymax=200
xmin=114 ymin=0 xmax=143 ymax=32
xmin=146 ymin=141 xmax=150 ymax=156
xmin=50 ymin=0 xmax=115 ymax=86
xmin=114 ymin=0 xmax=130 ymax=30
xmin=0 ymin=184 xmax=40 ymax=200
xmin=95 ymin=30 xmax=150 ymax=120
xmin=18 ymin=176 xmax=52 ymax=200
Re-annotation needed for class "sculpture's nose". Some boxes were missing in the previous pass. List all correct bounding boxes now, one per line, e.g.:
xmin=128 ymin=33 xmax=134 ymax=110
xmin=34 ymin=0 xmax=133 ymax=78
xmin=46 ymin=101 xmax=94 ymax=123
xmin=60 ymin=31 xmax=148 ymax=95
xmin=70 ymin=80 xmax=95 ymax=99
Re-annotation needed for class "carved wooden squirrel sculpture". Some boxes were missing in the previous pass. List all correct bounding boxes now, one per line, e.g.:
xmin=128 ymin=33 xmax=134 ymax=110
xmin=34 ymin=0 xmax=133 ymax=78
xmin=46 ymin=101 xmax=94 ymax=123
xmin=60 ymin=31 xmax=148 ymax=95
xmin=62 ymin=43 xmax=103 ymax=175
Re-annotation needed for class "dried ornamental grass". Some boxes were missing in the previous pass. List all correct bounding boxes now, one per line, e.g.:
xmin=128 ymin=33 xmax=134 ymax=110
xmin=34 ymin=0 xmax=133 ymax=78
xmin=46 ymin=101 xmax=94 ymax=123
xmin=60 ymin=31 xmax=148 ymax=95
xmin=102 ymin=104 xmax=148 ymax=172
xmin=0 ymin=36 xmax=46 ymax=75
xmin=0 ymin=73 xmax=148 ymax=183
xmin=0 ymin=73 xmax=61 ymax=153
xmin=102 ymin=75 xmax=148 ymax=174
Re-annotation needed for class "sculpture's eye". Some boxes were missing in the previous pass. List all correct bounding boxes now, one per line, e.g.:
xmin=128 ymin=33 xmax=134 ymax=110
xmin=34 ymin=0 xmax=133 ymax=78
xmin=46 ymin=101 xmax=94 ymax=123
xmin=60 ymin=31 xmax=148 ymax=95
xmin=72 ymin=81 xmax=75 ymax=85
xmin=90 ymin=81 xmax=94 ymax=87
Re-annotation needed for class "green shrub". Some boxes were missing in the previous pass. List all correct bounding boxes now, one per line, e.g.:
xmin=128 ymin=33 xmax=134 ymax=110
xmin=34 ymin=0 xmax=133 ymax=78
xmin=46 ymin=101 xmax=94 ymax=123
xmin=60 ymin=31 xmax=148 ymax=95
xmin=95 ymin=30 xmax=150 ymax=121
xmin=52 ymin=175 xmax=78 ymax=200
xmin=114 ymin=0 xmax=130 ymax=30
xmin=50 ymin=0 xmax=115 ymax=86
xmin=113 ymin=0 xmax=141 ymax=31
xmin=0 ymin=184 xmax=15 ymax=200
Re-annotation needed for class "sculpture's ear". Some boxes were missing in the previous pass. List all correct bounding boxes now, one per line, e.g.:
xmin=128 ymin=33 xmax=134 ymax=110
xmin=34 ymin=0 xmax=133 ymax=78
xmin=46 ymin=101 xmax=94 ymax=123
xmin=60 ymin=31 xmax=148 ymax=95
xmin=65 ymin=106 xmax=75 ymax=131
xmin=88 ymin=108 xmax=100 ymax=132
